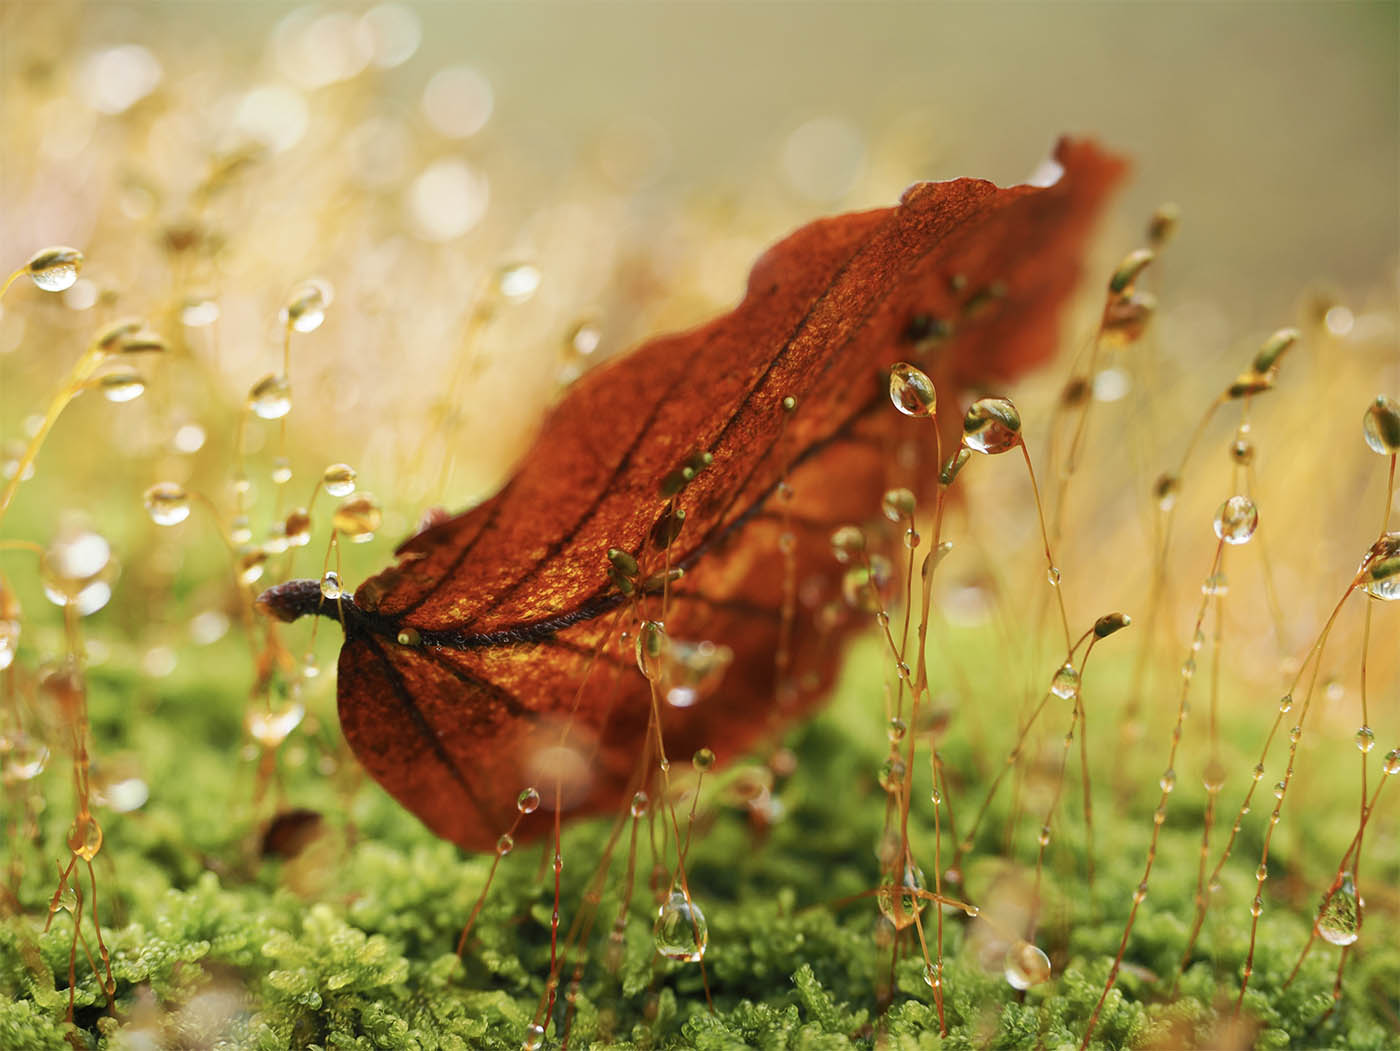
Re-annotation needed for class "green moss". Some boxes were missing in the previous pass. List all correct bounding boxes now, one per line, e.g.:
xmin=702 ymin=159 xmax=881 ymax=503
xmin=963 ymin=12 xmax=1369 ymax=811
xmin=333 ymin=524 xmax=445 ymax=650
xmin=1 ymin=630 xmax=1397 ymax=1051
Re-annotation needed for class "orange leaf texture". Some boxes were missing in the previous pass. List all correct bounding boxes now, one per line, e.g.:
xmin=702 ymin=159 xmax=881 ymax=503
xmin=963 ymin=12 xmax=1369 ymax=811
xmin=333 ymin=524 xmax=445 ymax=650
xmin=260 ymin=138 xmax=1126 ymax=852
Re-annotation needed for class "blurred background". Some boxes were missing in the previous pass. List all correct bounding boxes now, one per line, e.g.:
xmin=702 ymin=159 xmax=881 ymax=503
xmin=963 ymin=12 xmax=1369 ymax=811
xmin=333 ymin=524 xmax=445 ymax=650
xmin=0 ymin=1 xmax=1396 ymax=739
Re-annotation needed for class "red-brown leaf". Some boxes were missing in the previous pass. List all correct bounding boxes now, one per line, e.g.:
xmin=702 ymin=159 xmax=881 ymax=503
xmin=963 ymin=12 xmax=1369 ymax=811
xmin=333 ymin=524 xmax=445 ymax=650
xmin=260 ymin=138 xmax=1125 ymax=853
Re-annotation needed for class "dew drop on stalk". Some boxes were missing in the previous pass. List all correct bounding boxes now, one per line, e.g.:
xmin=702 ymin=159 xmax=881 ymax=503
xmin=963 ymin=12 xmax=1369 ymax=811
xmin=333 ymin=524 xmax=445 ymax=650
xmin=829 ymin=524 xmax=866 ymax=564
xmin=143 ymin=482 xmax=190 ymax=526
xmin=630 ymin=791 xmax=649 ymax=818
xmin=1359 ymin=533 xmax=1400 ymax=601
xmin=877 ymin=758 xmax=905 ymax=792
xmin=1213 ymin=495 xmax=1258 ymax=544
xmin=881 ymin=487 xmax=916 ymax=521
xmin=842 ymin=555 xmax=890 ymax=613
xmin=495 ymin=833 xmax=514 ymax=856
xmin=322 ymin=463 xmax=357 ymax=497
xmin=1159 ymin=768 xmax=1176 ymax=793
xmin=271 ymin=457 xmax=292 ymax=485
xmin=1153 ymin=472 xmax=1179 ymax=511
xmin=635 ymin=620 xmax=667 ymax=682
xmin=654 ymin=891 xmax=708 ymax=961
xmin=1383 ymin=749 xmax=1400 ymax=776
xmin=248 ymin=374 xmax=292 ymax=420
xmin=521 ymin=1022 xmax=545 ymax=1051
xmin=1354 ymin=726 xmax=1375 ymax=753
xmin=2 ymin=735 xmax=49 ymax=782
xmin=0 ymin=587 xmax=19 ymax=671
xmin=247 ymin=700 xmax=305 ymax=747
xmin=887 ymin=717 xmax=907 ymax=743
xmin=1317 ymin=873 xmax=1360 ymax=946
xmin=1201 ymin=572 xmax=1228 ymax=596
xmin=333 ymin=494 xmax=381 ymax=542
xmin=320 ymin=571 xmax=342 ymax=599
xmin=962 ymin=396 xmax=1021 ymax=454
xmin=498 ymin=262 xmax=541 ymax=302
xmin=888 ymin=362 xmax=937 ymax=417
xmin=1050 ymin=662 xmax=1079 ymax=699
xmin=99 ymin=368 xmax=146 ymax=402
xmin=67 ymin=813 xmax=104 ymax=861
xmin=180 ymin=296 xmax=220 ymax=328
xmin=517 ymin=787 xmax=541 ymax=813
xmin=230 ymin=515 xmax=253 ymax=545
xmin=1003 ymin=940 xmax=1052 ymax=990
xmin=284 ymin=508 xmax=312 ymax=547
xmin=26 ymin=246 xmax=83 ymax=292
xmin=1361 ymin=395 xmax=1400 ymax=455
xmin=238 ymin=548 xmax=268 ymax=585
xmin=876 ymin=861 xmax=927 ymax=929
xmin=282 ymin=278 xmax=333 ymax=333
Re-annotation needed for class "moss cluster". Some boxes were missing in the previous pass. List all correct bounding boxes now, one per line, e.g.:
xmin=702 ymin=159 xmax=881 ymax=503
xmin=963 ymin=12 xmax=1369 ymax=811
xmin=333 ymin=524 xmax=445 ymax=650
xmin=2 ymin=630 xmax=1397 ymax=1051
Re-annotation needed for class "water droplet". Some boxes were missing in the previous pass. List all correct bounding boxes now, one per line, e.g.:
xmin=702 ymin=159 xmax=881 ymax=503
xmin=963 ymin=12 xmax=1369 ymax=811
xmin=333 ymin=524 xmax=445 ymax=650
xmin=271 ymin=457 xmax=293 ymax=485
xmin=829 ymin=525 xmax=866 ymax=564
xmin=691 ymin=747 xmax=716 ymax=772
xmin=888 ymin=362 xmax=937 ymax=418
xmin=1202 ymin=759 xmax=1227 ymax=792
xmin=1360 ymin=532 xmax=1400 ymax=601
xmin=521 ymin=1023 xmax=545 ymax=1051
xmin=876 ymin=861 xmax=927 ymax=930
xmin=1201 ymin=571 xmax=1229 ymax=596
xmin=1250 ymin=895 xmax=1264 ymax=918
xmin=180 ymin=296 xmax=220 ymax=328
xmin=99 ymin=368 xmax=146 ymax=402
xmin=1230 ymin=438 xmax=1255 ymax=465
xmin=26 ymin=246 xmax=82 ymax=292
xmin=143 ymin=482 xmax=190 ymax=526
xmin=1100 ymin=291 xmax=1156 ymax=348
xmin=1382 ymin=749 xmax=1400 ymax=776
xmin=1037 ymin=823 xmax=1051 ymax=846
xmin=247 ymin=700 xmax=305 ymax=747
xmin=41 ymin=527 xmax=115 ymax=615
xmin=498 ymin=262 xmax=541 ymax=302
xmin=842 ymin=555 xmax=891 ymax=613
xmin=496 ymin=833 xmax=514 ymax=856
xmin=887 ymin=717 xmax=907 ymax=743
xmin=1046 ymin=565 xmax=1061 ymax=587
xmin=1050 ymin=663 xmax=1079 ymax=700
xmin=630 ymin=791 xmax=649 ymax=818
xmin=302 ymin=652 xmax=319 ymax=679
xmin=284 ymin=508 xmax=312 ymax=547
xmin=67 ymin=813 xmax=104 ymax=860
xmin=1160 ymin=768 xmax=1176 ymax=793
xmin=320 ymin=571 xmax=342 ymax=599
xmin=249 ymin=374 xmax=292 ymax=420
xmin=1133 ymin=881 xmax=1148 ymax=903
xmin=1213 ymin=495 xmax=1258 ymax=545
xmin=0 ymin=585 xmax=19 ymax=671
xmin=322 ymin=463 xmax=357 ymax=498
xmin=1003 ymin=940 xmax=1052 ymax=990
xmin=1278 ymin=694 xmax=1293 ymax=714
xmin=654 ymin=891 xmax=708 ymax=961
xmin=635 ymin=620 xmax=667 ymax=682
xmin=962 ymin=397 xmax=1021 ymax=454
xmin=1181 ymin=657 xmax=1196 ymax=680
xmin=3 ymin=735 xmax=49 ymax=782
xmin=1317 ymin=873 xmax=1360 ymax=946
xmin=1362 ymin=395 xmax=1400 ymax=455
xmin=282 ymin=278 xmax=333 ymax=333
xmin=396 ymin=627 xmax=422 ymax=647
xmin=1272 ymin=780 xmax=1286 ymax=800
xmin=1256 ymin=863 xmax=1268 ymax=883
xmin=1153 ymin=472 xmax=1179 ymax=511
xmin=333 ymin=494 xmax=381 ymax=542
xmin=878 ymin=758 xmax=906 ymax=793
xmin=881 ymin=487 xmax=916 ymax=521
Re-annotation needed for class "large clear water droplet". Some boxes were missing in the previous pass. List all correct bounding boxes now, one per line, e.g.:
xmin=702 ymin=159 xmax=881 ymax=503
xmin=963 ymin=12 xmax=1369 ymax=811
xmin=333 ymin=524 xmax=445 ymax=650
xmin=1316 ymin=873 xmax=1360 ymax=946
xmin=654 ymin=890 xmax=708 ymax=961
xmin=1213 ymin=495 xmax=1258 ymax=545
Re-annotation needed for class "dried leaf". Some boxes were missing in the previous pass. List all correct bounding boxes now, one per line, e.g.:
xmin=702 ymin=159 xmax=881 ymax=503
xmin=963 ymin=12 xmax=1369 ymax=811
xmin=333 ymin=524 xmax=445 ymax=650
xmin=260 ymin=138 xmax=1125 ymax=852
